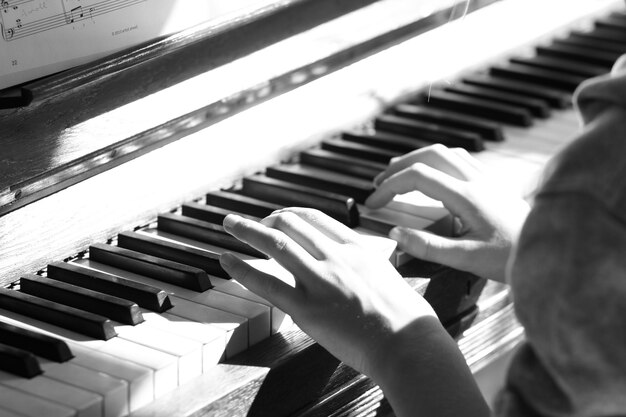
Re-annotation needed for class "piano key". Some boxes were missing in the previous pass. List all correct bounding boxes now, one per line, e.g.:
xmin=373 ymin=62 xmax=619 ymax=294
xmin=182 ymin=202 xmax=261 ymax=225
xmin=536 ymin=42 xmax=621 ymax=67
xmin=489 ymin=63 xmax=587 ymax=91
xmin=19 ymin=275 xmax=144 ymax=326
xmin=137 ymin=311 xmax=226 ymax=372
xmin=320 ymin=138 xmax=402 ymax=163
xmin=595 ymin=15 xmax=626 ymax=32
xmin=205 ymin=190 xmax=282 ymax=218
xmin=90 ymin=243 xmax=215 ymax=291
xmin=420 ymin=90 xmax=533 ymax=126
xmin=265 ymin=163 xmax=374 ymax=204
xmin=300 ymin=147 xmax=385 ymax=180
xmin=47 ymin=260 xmax=172 ymax=313
xmin=553 ymin=36 xmax=626 ymax=55
xmin=108 ymin=323 xmax=203 ymax=388
xmin=0 ymin=385 xmax=75 ymax=417
xmin=359 ymin=205 xmax=451 ymax=236
xmin=0 ymin=310 xmax=177 ymax=400
xmin=0 ymin=370 xmax=102 ymax=417
xmin=38 ymin=359 xmax=128 ymax=417
xmin=461 ymin=73 xmax=570 ymax=108
xmin=391 ymin=104 xmax=504 ymax=141
xmin=241 ymin=174 xmax=360 ymax=227
xmin=157 ymin=213 xmax=266 ymax=258
xmin=117 ymin=231 xmax=226 ymax=281
xmin=64 ymin=343 xmax=153 ymax=413
xmin=0 ymin=320 xmax=72 ymax=362
xmin=341 ymin=130 xmax=430 ymax=154
xmin=508 ymin=55 xmax=607 ymax=79
xmin=73 ymin=257 xmax=248 ymax=358
xmin=0 ymin=343 xmax=41 ymax=378
xmin=569 ymin=28 xmax=626 ymax=46
xmin=81 ymin=255 xmax=270 ymax=349
xmin=375 ymin=114 xmax=486 ymax=150
xmin=442 ymin=84 xmax=551 ymax=118
xmin=88 ymin=244 xmax=289 ymax=334
xmin=0 ymin=288 xmax=116 ymax=340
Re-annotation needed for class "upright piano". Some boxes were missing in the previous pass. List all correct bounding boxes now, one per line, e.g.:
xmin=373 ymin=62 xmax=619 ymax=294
xmin=0 ymin=0 xmax=624 ymax=415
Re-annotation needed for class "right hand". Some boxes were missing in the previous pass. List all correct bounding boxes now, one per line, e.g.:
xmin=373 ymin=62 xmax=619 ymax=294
xmin=366 ymin=144 xmax=530 ymax=282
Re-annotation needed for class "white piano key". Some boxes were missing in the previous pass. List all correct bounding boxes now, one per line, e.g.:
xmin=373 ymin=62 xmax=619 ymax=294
xmin=0 ymin=370 xmax=102 ymax=417
xmin=0 ymin=310 xmax=178 ymax=399
xmin=112 ymin=322 xmax=202 ymax=386
xmin=79 ymin=256 xmax=270 ymax=348
xmin=143 ymin=312 xmax=226 ymax=372
xmin=0 ymin=384 xmax=75 ymax=417
xmin=68 ymin=344 xmax=153 ymax=413
xmin=38 ymin=359 xmax=127 ymax=417
xmin=76 ymin=260 xmax=248 ymax=358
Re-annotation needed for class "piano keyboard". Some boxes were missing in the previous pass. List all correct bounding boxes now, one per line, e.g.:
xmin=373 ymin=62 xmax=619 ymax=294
xmin=2 ymin=1 xmax=625 ymax=416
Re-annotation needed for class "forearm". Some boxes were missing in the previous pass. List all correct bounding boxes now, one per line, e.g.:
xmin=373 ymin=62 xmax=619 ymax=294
xmin=372 ymin=317 xmax=490 ymax=417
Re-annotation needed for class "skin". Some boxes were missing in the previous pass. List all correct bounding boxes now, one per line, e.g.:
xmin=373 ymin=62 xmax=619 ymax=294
xmin=219 ymin=144 xmax=530 ymax=416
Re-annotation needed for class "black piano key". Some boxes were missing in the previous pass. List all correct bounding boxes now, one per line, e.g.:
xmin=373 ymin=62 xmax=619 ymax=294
xmin=265 ymin=164 xmax=374 ymax=204
xmin=89 ymin=243 xmax=219 ymax=288
xmin=0 ymin=288 xmax=116 ymax=340
xmin=47 ymin=260 xmax=172 ymax=313
xmin=19 ymin=275 xmax=144 ymax=326
xmin=536 ymin=43 xmax=620 ymax=68
xmin=461 ymin=73 xmax=570 ymax=108
xmin=206 ymin=190 xmax=282 ymax=218
xmin=442 ymin=84 xmax=551 ymax=118
xmin=300 ymin=148 xmax=385 ymax=180
xmin=320 ymin=139 xmax=402 ymax=163
xmin=182 ymin=202 xmax=261 ymax=225
xmin=422 ymin=90 xmax=533 ymax=127
xmin=158 ymin=213 xmax=267 ymax=258
xmin=391 ymin=104 xmax=504 ymax=141
xmin=569 ymin=28 xmax=626 ymax=46
xmin=341 ymin=130 xmax=431 ymax=153
xmin=509 ymin=55 xmax=607 ymax=79
xmin=375 ymin=114 xmax=486 ymax=150
xmin=0 ymin=320 xmax=73 ymax=362
xmin=595 ymin=16 xmax=626 ymax=32
xmin=489 ymin=63 xmax=587 ymax=91
xmin=554 ymin=36 xmax=626 ymax=55
xmin=0 ymin=343 xmax=42 ymax=378
xmin=241 ymin=174 xmax=360 ymax=227
xmin=117 ymin=231 xmax=227 ymax=281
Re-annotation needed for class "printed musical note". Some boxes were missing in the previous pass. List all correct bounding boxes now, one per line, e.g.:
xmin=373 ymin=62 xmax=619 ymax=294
xmin=3 ymin=26 xmax=13 ymax=40
xmin=68 ymin=6 xmax=83 ymax=23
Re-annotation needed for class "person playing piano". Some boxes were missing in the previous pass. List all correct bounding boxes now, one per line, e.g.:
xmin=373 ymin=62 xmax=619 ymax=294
xmin=219 ymin=54 xmax=626 ymax=416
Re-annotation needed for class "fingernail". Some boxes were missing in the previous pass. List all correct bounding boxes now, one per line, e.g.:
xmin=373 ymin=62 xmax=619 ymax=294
xmin=389 ymin=227 xmax=402 ymax=242
xmin=223 ymin=214 xmax=241 ymax=230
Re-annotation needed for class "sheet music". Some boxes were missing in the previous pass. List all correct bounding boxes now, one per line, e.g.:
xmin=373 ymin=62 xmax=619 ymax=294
xmin=0 ymin=0 xmax=274 ymax=90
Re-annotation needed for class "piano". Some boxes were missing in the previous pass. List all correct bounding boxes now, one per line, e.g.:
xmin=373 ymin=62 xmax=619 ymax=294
xmin=0 ymin=0 xmax=624 ymax=415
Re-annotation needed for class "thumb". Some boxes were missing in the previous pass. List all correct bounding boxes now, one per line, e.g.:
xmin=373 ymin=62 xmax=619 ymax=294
xmin=389 ymin=227 xmax=472 ymax=271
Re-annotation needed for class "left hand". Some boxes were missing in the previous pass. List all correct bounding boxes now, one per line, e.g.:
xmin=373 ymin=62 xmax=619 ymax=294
xmin=219 ymin=207 xmax=438 ymax=378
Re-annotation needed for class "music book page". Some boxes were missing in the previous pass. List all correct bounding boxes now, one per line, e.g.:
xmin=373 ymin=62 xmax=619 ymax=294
xmin=0 ymin=0 xmax=274 ymax=90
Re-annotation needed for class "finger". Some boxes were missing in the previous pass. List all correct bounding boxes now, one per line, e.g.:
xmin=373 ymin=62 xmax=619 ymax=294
xmin=451 ymin=147 xmax=487 ymax=175
xmin=374 ymin=144 xmax=481 ymax=187
xmin=272 ymin=207 xmax=363 ymax=245
xmin=261 ymin=210 xmax=335 ymax=260
xmin=220 ymin=252 xmax=297 ymax=312
xmin=389 ymin=227 xmax=473 ymax=271
xmin=223 ymin=214 xmax=319 ymax=275
xmin=366 ymin=163 xmax=472 ymax=215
